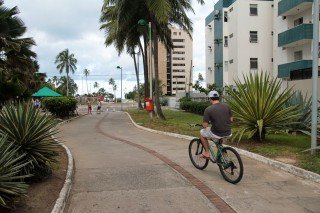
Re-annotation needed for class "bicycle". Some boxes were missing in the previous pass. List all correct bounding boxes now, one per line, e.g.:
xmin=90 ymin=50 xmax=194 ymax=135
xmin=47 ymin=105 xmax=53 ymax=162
xmin=188 ymin=124 xmax=244 ymax=184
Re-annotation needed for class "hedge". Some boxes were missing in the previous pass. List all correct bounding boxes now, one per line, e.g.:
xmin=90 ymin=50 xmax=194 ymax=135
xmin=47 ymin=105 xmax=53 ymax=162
xmin=42 ymin=97 xmax=77 ymax=118
xmin=180 ymin=100 xmax=210 ymax=115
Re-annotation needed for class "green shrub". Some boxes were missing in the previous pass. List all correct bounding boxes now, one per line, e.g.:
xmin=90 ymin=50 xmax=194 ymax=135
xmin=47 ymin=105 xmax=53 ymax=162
xmin=180 ymin=100 xmax=210 ymax=115
xmin=42 ymin=96 xmax=77 ymax=118
xmin=225 ymin=72 xmax=300 ymax=142
xmin=0 ymin=135 xmax=31 ymax=209
xmin=286 ymin=91 xmax=320 ymax=136
xmin=0 ymin=103 xmax=59 ymax=181
xmin=160 ymin=97 xmax=168 ymax=106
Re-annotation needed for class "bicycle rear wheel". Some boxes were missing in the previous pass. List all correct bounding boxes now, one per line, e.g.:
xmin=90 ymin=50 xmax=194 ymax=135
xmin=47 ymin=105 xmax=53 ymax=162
xmin=218 ymin=147 xmax=243 ymax=184
xmin=188 ymin=138 xmax=209 ymax=170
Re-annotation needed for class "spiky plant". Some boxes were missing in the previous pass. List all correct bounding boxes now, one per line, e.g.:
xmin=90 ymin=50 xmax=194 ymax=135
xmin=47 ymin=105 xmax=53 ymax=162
xmin=286 ymin=91 xmax=320 ymax=135
xmin=0 ymin=103 xmax=59 ymax=180
xmin=0 ymin=135 xmax=31 ymax=209
xmin=225 ymin=72 xmax=301 ymax=142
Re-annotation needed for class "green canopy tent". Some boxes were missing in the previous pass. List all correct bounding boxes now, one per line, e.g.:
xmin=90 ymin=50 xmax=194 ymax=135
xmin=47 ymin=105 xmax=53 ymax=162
xmin=32 ymin=87 xmax=62 ymax=97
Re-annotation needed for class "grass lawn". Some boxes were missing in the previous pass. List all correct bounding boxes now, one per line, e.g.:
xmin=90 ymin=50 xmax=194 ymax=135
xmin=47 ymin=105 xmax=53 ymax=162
xmin=127 ymin=108 xmax=320 ymax=175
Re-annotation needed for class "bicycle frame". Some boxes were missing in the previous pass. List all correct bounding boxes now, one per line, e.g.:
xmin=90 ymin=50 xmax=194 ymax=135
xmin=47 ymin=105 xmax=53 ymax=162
xmin=208 ymin=139 xmax=232 ymax=169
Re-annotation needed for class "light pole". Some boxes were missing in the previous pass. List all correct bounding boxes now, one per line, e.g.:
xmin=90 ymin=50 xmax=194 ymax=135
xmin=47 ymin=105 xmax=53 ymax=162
xmin=311 ymin=0 xmax=319 ymax=154
xmin=138 ymin=19 xmax=153 ymax=100
xmin=116 ymin=66 xmax=123 ymax=111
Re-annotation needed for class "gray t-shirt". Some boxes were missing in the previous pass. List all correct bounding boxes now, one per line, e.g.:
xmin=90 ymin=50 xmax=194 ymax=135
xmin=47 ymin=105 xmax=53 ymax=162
xmin=203 ymin=103 xmax=232 ymax=137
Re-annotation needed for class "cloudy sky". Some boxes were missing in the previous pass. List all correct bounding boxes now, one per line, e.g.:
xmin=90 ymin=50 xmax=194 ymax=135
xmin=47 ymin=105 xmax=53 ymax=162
xmin=5 ymin=0 xmax=216 ymax=96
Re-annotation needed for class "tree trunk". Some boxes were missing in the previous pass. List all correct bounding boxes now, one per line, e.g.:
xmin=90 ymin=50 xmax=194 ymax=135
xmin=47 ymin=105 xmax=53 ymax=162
xmin=66 ymin=73 xmax=69 ymax=96
xmin=143 ymin=35 xmax=149 ymax=99
xmin=86 ymin=77 xmax=88 ymax=94
xmin=152 ymin=22 xmax=165 ymax=120
xmin=132 ymin=52 xmax=143 ymax=109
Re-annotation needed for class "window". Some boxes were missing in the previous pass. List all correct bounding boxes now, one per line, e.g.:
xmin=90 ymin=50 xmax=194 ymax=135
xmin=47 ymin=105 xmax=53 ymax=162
xmin=172 ymin=64 xmax=185 ymax=66
xmin=224 ymin=36 xmax=228 ymax=47
xmin=229 ymin=7 xmax=233 ymax=12
xmin=229 ymin=33 xmax=233 ymax=38
xmin=282 ymin=16 xmax=286 ymax=20
xmin=224 ymin=11 xmax=228 ymax=22
xmin=250 ymin=4 xmax=258 ymax=16
xmin=172 ymin=39 xmax=185 ymax=42
xmin=294 ymin=51 xmax=303 ymax=61
xmin=229 ymin=59 xmax=233 ymax=64
xmin=174 ymin=45 xmax=185 ymax=48
xmin=173 ymin=51 xmax=185 ymax=54
xmin=173 ymin=32 xmax=177 ymax=35
xmin=294 ymin=17 xmax=303 ymax=26
xmin=173 ymin=69 xmax=185 ymax=72
xmin=250 ymin=58 xmax=258 ymax=69
xmin=172 ymin=57 xmax=185 ymax=60
xmin=179 ymin=32 xmax=181 ymax=35
xmin=250 ymin=31 xmax=258 ymax=43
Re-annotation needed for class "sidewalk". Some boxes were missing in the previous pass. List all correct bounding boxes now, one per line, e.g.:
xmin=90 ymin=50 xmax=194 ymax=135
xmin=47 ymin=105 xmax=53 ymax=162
xmin=60 ymin=111 xmax=320 ymax=212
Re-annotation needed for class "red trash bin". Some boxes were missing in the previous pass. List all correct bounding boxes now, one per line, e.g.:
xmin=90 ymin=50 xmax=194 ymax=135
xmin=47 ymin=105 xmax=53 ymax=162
xmin=145 ymin=98 xmax=154 ymax=111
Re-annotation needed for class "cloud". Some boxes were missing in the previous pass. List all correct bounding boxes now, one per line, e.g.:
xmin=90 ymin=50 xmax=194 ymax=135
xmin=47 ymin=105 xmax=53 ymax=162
xmin=5 ymin=0 xmax=216 ymax=93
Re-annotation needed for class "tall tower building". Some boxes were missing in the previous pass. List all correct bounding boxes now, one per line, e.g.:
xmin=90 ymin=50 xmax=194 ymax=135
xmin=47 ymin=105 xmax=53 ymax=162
xmin=157 ymin=27 xmax=193 ymax=96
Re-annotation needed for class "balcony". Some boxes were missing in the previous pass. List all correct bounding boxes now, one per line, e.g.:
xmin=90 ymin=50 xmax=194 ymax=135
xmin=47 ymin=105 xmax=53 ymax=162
xmin=278 ymin=0 xmax=313 ymax=16
xmin=278 ymin=24 xmax=313 ymax=47
xmin=278 ymin=60 xmax=312 ymax=78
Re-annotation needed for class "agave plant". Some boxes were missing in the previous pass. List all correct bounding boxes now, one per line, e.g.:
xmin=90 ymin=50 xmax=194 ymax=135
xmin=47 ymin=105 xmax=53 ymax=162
xmin=225 ymin=72 xmax=301 ymax=142
xmin=286 ymin=91 xmax=320 ymax=135
xmin=0 ymin=103 xmax=59 ymax=180
xmin=0 ymin=135 xmax=31 ymax=209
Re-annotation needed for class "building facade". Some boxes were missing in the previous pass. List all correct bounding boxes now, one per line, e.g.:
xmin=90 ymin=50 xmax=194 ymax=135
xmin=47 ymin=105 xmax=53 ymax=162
xmin=205 ymin=11 xmax=215 ymax=85
xmin=274 ymin=0 xmax=320 ymax=96
xmin=157 ymin=27 xmax=193 ymax=96
xmin=206 ymin=0 xmax=320 ymax=96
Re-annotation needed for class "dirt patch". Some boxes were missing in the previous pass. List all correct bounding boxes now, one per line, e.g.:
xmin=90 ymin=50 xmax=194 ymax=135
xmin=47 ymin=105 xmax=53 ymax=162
xmin=8 ymin=145 xmax=68 ymax=213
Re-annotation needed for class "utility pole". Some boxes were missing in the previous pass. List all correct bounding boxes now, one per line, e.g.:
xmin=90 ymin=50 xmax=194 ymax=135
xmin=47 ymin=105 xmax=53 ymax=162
xmin=311 ymin=0 xmax=319 ymax=154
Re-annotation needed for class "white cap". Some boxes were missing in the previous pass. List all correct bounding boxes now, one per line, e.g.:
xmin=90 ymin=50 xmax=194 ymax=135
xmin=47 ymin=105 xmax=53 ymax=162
xmin=208 ymin=90 xmax=219 ymax=98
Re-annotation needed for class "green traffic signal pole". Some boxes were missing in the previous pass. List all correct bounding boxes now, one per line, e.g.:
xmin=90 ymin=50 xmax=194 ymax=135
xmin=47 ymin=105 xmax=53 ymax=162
xmin=138 ymin=19 xmax=153 ymax=100
xmin=311 ymin=0 xmax=319 ymax=154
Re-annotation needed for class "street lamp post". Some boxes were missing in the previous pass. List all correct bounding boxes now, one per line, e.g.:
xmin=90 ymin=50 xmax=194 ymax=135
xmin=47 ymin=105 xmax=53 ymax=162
xmin=116 ymin=66 xmax=123 ymax=111
xmin=311 ymin=0 xmax=319 ymax=154
xmin=138 ymin=19 xmax=153 ymax=100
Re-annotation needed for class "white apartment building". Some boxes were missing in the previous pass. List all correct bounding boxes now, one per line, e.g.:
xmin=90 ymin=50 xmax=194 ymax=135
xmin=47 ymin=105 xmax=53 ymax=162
xmin=205 ymin=11 xmax=215 ymax=85
xmin=158 ymin=27 xmax=193 ymax=95
xmin=206 ymin=0 xmax=320 ymax=97
xmin=274 ymin=0 xmax=320 ymax=96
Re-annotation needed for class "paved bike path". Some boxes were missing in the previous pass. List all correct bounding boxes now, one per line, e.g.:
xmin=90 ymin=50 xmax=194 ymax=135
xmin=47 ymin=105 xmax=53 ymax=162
xmin=61 ymin=111 xmax=320 ymax=212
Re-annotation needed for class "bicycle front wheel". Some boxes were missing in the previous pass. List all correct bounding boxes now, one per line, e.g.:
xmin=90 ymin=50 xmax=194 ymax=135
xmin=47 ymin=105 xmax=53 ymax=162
xmin=188 ymin=138 xmax=209 ymax=170
xmin=218 ymin=147 xmax=243 ymax=184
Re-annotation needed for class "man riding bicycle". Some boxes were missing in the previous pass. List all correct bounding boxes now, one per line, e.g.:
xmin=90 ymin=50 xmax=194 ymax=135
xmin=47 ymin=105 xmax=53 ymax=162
xmin=200 ymin=90 xmax=233 ymax=159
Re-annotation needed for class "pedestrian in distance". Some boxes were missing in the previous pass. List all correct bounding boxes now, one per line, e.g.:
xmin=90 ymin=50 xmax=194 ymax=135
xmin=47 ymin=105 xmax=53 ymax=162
xmin=97 ymin=99 xmax=102 ymax=114
xmin=87 ymin=100 xmax=92 ymax=114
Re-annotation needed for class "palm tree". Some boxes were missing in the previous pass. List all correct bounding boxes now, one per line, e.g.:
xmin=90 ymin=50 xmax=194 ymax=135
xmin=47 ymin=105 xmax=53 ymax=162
xmin=109 ymin=78 xmax=117 ymax=102
xmin=94 ymin=81 xmax=99 ymax=91
xmin=83 ymin=68 xmax=90 ymax=94
xmin=57 ymin=76 xmax=78 ymax=96
xmin=0 ymin=1 xmax=38 ymax=103
xmin=55 ymin=49 xmax=77 ymax=96
xmin=52 ymin=76 xmax=58 ymax=88
xmin=100 ymin=0 xmax=204 ymax=119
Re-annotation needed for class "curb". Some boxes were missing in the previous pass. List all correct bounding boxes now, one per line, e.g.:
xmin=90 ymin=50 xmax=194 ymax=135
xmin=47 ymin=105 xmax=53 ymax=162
xmin=51 ymin=115 xmax=85 ymax=213
xmin=125 ymin=112 xmax=320 ymax=184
